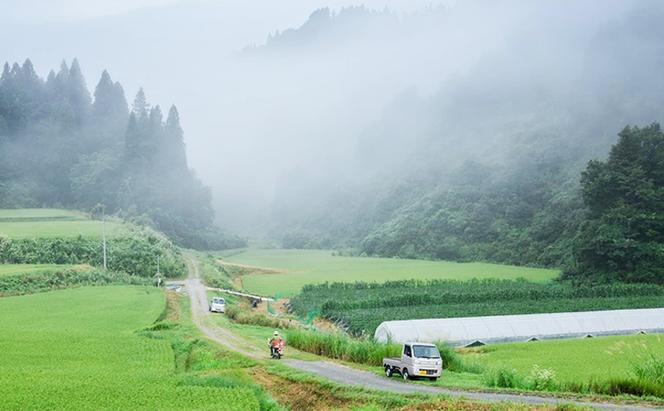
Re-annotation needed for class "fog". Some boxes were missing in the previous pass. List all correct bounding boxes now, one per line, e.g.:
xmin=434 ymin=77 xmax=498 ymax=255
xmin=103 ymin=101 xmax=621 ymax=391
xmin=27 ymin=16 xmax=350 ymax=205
xmin=4 ymin=0 xmax=664 ymax=238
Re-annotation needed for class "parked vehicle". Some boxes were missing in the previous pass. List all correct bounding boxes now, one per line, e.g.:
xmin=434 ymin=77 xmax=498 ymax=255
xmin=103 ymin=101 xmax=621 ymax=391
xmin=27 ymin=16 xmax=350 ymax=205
xmin=383 ymin=342 xmax=442 ymax=381
xmin=208 ymin=297 xmax=225 ymax=313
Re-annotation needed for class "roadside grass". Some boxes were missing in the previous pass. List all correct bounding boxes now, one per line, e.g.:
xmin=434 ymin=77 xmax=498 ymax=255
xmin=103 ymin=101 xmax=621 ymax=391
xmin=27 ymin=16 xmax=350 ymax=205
xmin=260 ymin=361 xmax=566 ymax=411
xmin=222 ymin=248 xmax=559 ymax=296
xmin=0 ymin=263 xmax=78 ymax=276
xmin=0 ymin=286 xmax=262 ymax=410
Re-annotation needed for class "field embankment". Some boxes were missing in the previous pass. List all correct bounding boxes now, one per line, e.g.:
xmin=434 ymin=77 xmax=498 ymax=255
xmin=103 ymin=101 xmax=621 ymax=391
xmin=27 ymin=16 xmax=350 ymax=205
xmin=222 ymin=248 xmax=559 ymax=296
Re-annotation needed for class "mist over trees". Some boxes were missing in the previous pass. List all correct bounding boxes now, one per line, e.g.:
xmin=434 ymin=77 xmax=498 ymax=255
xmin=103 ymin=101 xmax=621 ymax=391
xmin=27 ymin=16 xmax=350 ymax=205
xmin=0 ymin=59 xmax=243 ymax=249
xmin=248 ymin=4 xmax=664 ymax=283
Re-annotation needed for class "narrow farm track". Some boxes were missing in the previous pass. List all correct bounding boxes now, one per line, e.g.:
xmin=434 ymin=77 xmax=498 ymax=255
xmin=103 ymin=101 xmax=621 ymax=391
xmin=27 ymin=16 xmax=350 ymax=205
xmin=185 ymin=257 xmax=264 ymax=359
xmin=185 ymin=257 xmax=660 ymax=411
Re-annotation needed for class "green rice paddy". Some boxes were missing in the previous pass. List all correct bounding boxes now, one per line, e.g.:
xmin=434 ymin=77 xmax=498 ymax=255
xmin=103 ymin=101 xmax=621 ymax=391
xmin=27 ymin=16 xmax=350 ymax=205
xmin=0 ymin=208 xmax=128 ymax=239
xmin=0 ymin=286 xmax=259 ymax=410
xmin=224 ymin=248 xmax=559 ymax=296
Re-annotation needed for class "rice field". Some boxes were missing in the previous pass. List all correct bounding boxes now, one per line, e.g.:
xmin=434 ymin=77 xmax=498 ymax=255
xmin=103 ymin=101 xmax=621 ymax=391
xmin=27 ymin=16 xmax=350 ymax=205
xmin=0 ymin=208 xmax=128 ymax=239
xmin=471 ymin=333 xmax=664 ymax=383
xmin=0 ymin=263 xmax=77 ymax=276
xmin=223 ymin=248 xmax=560 ymax=296
xmin=0 ymin=286 xmax=259 ymax=410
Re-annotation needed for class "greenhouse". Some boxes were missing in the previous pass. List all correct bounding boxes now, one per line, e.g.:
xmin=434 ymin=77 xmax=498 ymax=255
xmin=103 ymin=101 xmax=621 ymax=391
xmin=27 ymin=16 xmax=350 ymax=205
xmin=374 ymin=308 xmax=664 ymax=347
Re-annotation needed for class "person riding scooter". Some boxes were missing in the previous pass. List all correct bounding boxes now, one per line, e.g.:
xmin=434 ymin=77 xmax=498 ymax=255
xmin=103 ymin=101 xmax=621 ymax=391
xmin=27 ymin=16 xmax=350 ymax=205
xmin=268 ymin=330 xmax=285 ymax=359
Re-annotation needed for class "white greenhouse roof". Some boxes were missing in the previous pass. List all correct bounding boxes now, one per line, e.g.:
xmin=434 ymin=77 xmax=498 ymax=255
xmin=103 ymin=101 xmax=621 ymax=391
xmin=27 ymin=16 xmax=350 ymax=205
xmin=374 ymin=308 xmax=664 ymax=347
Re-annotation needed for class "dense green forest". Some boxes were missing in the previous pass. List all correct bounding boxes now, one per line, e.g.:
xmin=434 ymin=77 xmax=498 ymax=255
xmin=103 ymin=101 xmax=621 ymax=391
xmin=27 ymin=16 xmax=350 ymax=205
xmin=0 ymin=59 xmax=244 ymax=249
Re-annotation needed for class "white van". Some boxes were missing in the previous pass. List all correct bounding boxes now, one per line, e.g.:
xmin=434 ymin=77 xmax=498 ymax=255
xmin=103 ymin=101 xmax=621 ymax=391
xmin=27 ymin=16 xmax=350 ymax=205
xmin=209 ymin=297 xmax=225 ymax=313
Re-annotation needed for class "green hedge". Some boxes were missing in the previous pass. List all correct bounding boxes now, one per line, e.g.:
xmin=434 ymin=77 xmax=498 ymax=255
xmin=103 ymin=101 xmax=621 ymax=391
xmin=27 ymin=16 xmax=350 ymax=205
xmin=0 ymin=268 xmax=150 ymax=296
xmin=0 ymin=229 xmax=185 ymax=277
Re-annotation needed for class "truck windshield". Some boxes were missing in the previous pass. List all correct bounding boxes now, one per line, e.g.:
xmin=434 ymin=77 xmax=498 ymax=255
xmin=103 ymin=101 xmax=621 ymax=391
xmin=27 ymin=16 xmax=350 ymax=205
xmin=413 ymin=345 xmax=440 ymax=359
xmin=213 ymin=298 xmax=224 ymax=304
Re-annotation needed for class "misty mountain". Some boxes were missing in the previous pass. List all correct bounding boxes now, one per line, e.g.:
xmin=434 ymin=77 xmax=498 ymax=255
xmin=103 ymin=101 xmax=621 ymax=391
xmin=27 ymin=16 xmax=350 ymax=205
xmin=254 ymin=2 xmax=664 ymax=272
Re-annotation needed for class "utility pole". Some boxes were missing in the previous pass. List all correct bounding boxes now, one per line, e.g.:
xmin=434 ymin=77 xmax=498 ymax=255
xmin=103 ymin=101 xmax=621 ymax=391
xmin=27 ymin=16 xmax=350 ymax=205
xmin=156 ymin=256 xmax=162 ymax=287
xmin=102 ymin=215 xmax=108 ymax=270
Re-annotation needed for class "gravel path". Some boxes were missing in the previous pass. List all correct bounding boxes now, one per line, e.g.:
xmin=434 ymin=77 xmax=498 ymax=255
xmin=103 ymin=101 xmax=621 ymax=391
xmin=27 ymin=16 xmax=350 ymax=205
xmin=185 ymin=256 xmax=660 ymax=411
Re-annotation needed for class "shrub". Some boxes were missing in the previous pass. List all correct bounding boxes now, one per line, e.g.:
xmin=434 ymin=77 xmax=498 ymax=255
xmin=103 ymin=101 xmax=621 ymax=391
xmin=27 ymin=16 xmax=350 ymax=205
xmin=482 ymin=367 xmax=525 ymax=389
xmin=225 ymin=304 xmax=294 ymax=329
xmin=632 ymin=353 xmax=664 ymax=386
xmin=528 ymin=365 xmax=558 ymax=391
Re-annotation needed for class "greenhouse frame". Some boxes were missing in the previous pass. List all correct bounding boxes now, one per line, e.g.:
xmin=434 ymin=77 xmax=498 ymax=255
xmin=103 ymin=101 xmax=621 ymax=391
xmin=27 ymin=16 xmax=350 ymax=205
xmin=374 ymin=308 xmax=664 ymax=347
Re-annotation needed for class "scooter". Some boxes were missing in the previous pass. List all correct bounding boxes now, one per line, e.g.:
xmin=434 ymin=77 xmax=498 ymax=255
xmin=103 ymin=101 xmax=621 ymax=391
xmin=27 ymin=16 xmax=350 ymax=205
xmin=270 ymin=341 xmax=284 ymax=360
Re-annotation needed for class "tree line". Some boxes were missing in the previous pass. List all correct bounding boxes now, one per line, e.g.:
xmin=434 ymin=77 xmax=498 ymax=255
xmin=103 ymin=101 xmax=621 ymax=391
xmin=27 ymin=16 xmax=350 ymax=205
xmin=0 ymin=59 xmax=244 ymax=249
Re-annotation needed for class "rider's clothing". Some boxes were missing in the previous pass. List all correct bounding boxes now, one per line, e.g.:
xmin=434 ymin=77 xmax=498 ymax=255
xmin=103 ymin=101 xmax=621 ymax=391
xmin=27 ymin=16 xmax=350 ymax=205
xmin=269 ymin=337 xmax=284 ymax=348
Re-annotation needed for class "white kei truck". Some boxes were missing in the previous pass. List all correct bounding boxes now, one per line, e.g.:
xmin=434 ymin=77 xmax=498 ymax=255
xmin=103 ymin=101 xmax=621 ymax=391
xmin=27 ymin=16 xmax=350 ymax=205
xmin=383 ymin=342 xmax=443 ymax=381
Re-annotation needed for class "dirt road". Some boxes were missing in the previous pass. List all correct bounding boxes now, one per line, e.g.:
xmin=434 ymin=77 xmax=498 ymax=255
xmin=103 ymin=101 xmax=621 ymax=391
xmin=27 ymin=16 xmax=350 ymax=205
xmin=185 ymin=257 xmax=659 ymax=411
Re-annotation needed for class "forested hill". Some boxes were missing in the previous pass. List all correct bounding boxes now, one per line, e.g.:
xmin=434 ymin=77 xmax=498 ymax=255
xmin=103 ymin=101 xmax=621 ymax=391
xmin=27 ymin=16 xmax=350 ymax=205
xmin=0 ymin=59 xmax=244 ymax=250
xmin=255 ymin=5 xmax=664 ymax=284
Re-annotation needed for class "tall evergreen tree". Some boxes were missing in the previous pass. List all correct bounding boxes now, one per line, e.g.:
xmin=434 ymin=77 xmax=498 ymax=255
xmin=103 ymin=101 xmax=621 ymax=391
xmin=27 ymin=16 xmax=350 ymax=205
xmin=92 ymin=70 xmax=128 ymax=122
xmin=132 ymin=87 xmax=148 ymax=120
xmin=1 ymin=63 xmax=9 ymax=81
xmin=164 ymin=105 xmax=188 ymax=171
xmin=67 ymin=58 xmax=91 ymax=125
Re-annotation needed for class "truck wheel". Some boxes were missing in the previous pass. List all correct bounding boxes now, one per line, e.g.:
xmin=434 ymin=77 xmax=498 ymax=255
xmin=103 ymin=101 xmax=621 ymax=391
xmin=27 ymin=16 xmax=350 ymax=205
xmin=402 ymin=368 xmax=410 ymax=381
xmin=384 ymin=366 xmax=393 ymax=377
xmin=429 ymin=377 xmax=438 ymax=382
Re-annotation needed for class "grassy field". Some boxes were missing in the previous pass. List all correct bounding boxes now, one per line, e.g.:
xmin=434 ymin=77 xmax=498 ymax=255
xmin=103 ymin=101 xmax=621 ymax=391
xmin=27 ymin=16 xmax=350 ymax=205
xmin=0 ymin=286 xmax=259 ymax=410
xmin=0 ymin=208 xmax=128 ymax=239
xmin=223 ymin=249 xmax=559 ymax=296
xmin=471 ymin=333 xmax=664 ymax=384
xmin=0 ymin=208 xmax=82 ymax=219
xmin=0 ymin=263 xmax=77 ymax=276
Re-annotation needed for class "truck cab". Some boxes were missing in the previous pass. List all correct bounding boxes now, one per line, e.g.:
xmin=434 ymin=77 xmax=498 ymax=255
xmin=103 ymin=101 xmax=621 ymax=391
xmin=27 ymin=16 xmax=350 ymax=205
xmin=383 ymin=342 xmax=442 ymax=381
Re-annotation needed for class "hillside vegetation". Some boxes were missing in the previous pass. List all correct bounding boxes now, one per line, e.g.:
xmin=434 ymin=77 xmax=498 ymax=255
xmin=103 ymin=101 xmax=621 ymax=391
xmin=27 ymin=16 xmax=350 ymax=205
xmin=0 ymin=60 xmax=244 ymax=250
